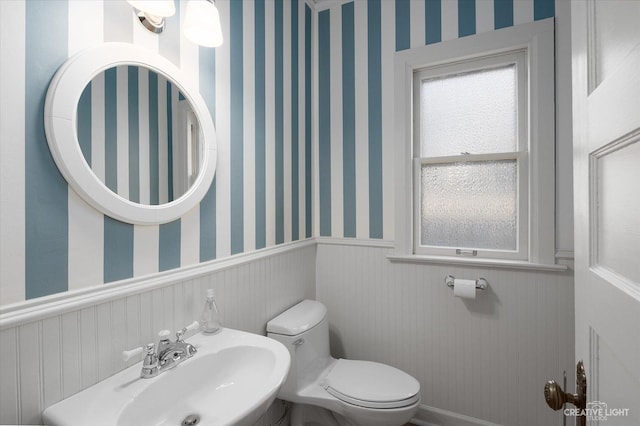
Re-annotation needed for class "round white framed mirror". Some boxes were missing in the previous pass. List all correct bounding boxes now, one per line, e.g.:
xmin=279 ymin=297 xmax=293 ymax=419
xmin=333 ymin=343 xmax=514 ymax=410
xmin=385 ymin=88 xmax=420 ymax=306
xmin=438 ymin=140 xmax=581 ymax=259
xmin=44 ymin=43 xmax=217 ymax=225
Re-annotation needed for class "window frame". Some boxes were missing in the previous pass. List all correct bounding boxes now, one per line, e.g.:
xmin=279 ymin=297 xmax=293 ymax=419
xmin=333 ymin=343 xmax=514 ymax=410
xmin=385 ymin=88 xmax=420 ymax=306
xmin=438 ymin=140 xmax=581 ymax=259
xmin=390 ymin=18 xmax=557 ymax=268
xmin=412 ymin=51 xmax=529 ymax=260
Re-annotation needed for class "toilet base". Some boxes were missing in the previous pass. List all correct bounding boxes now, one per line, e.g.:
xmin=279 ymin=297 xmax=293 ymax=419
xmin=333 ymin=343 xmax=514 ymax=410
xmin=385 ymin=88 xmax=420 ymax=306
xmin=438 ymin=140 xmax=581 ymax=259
xmin=290 ymin=403 xmax=349 ymax=426
xmin=289 ymin=402 xmax=417 ymax=426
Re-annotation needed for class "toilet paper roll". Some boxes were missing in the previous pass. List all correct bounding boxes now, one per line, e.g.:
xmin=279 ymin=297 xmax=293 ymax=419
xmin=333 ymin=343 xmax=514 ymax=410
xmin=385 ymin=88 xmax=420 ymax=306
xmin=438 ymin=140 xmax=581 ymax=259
xmin=453 ymin=279 xmax=476 ymax=299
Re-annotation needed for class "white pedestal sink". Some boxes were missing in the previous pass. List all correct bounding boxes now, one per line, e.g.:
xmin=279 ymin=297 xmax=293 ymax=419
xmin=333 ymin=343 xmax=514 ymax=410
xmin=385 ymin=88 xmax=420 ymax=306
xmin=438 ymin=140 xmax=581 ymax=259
xmin=42 ymin=328 xmax=291 ymax=426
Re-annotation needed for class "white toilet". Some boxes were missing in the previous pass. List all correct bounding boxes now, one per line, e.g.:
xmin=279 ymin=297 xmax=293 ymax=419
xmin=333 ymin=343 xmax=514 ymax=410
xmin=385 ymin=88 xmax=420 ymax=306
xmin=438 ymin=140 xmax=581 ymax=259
xmin=267 ymin=300 xmax=420 ymax=426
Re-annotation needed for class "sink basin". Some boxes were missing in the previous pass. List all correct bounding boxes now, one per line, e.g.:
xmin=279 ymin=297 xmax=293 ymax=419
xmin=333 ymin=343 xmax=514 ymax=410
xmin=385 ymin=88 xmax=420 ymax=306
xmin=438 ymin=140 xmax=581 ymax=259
xmin=42 ymin=328 xmax=291 ymax=426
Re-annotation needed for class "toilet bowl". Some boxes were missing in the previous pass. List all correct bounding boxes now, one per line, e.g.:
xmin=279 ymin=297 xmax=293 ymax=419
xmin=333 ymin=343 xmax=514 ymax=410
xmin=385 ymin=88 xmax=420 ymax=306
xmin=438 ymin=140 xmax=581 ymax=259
xmin=267 ymin=300 xmax=420 ymax=426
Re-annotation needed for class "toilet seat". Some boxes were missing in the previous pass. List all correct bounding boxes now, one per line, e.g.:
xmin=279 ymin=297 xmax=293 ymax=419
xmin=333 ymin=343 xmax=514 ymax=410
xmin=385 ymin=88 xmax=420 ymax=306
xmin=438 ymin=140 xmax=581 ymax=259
xmin=321 ymin=359 xmax=420 ymax=409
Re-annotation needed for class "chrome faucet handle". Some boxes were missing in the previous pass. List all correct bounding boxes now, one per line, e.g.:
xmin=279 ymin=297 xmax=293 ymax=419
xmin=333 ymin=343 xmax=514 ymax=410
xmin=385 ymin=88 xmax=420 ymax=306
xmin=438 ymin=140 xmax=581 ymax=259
xmin=122 ymin=342 xmax=157 ymax=362
xmin=142 ymin=344 xmax=158 ymax=366
xmin=158 ymin=329 xmax=171 ymax=342
xmin=122 ymin=346 xmax=144 ymax=362
xmin=185 ymin=320 xmax=200 ymax=332
xmin=176 ymin=321 xmax=200 ymax=342
xmin=156 ymin=330 xmax=173 ymax=363
xmin=140 ymin=343 xmax=159 ymax=378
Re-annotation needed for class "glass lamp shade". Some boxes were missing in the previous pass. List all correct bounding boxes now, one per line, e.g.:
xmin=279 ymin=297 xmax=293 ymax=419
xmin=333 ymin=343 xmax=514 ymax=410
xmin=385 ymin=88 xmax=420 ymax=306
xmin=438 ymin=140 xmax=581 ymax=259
xmin=184 ymin=0 xmax=224 ymax=47
xmin=127 ymin=0 xmax=176 ymax=17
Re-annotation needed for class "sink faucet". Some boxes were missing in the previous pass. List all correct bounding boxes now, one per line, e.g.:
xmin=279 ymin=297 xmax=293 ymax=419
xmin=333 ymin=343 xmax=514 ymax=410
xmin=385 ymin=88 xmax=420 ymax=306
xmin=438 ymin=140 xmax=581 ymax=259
xmin=156 ymin=328 xmax=198 ymax=372
xmin=123 ymin=321 xmax=199 ymax=379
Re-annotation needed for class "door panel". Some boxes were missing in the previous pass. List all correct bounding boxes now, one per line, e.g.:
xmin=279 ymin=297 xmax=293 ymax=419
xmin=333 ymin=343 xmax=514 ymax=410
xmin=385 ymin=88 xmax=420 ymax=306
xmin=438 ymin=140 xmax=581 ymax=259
xmin=572 ymin=0 xmax=640 ymax=424
xmin=592 ymin=328 xmax=640 ymax=425
xmin=594 ymin=138 xmax=640 ymax=284
xmin=591 ymin=0 xmax=640 ymax=88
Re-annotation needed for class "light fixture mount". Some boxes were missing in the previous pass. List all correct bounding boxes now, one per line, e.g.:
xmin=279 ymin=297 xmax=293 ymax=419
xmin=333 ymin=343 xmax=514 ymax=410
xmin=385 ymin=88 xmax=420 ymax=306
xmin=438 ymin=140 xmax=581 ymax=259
xmin=127 ymin=0 xmax=176 ymax=34
xmin=135 ymin=11 xmax=165 ymax=34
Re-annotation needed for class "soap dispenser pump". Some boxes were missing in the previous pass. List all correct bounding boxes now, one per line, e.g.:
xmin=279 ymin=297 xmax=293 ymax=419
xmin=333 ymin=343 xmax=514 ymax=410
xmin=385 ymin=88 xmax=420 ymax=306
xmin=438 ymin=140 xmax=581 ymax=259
xmin=200 ymin=289 xmax=222 ymax=334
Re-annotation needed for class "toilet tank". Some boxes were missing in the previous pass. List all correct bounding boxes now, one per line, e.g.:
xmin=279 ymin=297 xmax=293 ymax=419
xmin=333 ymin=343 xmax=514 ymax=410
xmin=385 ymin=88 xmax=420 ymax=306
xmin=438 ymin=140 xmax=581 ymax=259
xmin=267 ymin=300 xmax=332 ymax=401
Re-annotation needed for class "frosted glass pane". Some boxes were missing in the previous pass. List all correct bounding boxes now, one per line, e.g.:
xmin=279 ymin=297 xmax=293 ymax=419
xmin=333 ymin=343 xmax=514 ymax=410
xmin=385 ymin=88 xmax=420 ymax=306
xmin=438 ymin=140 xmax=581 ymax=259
xmin=420 ymin=160 xmax=517 ymax=250
xmin=420 ymin=65 xmax=516 ymax=157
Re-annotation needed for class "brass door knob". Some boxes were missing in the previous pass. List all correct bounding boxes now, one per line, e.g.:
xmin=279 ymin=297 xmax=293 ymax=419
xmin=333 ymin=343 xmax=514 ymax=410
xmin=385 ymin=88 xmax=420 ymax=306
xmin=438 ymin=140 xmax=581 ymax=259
xmin=544 ymin=380 xmax=567 ymax=410
xmin=544 ymin=361 xmax=587 ymax=426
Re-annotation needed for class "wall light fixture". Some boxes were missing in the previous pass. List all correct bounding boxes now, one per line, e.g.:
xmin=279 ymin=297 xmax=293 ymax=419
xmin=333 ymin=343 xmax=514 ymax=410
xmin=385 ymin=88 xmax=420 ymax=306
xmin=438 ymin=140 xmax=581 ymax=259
xmin=127 ymin=0 xmax=223 ymax=48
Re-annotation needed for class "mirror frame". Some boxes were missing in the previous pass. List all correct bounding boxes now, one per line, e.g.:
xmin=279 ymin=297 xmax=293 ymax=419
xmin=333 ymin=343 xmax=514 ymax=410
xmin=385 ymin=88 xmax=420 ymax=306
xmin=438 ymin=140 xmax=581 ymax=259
xmin=44 ymin=43 xmax=217 ymax=225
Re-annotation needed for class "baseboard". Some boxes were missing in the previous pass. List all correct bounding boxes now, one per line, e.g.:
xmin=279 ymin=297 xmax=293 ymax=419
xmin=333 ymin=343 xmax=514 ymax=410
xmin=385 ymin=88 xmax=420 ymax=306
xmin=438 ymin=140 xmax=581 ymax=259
xmin=411 ymin=404 xmax=502 ymax=426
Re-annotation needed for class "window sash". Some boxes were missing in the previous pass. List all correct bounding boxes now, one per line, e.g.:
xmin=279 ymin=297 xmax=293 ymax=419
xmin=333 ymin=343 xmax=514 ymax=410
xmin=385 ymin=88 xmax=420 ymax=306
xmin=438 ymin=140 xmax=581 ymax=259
xmin=413 ymin=152 xmax=529 ymax=260
xmin=413 ymin=50 xmax=528 ymax=159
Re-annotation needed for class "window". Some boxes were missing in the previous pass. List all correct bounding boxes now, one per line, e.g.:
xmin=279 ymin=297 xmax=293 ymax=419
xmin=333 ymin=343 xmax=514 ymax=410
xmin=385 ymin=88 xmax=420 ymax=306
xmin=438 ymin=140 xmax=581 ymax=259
xmin=413 ymin=52 xmax=528 ymax=260
xmin=391 ymin=19 xmax=556 ymax=267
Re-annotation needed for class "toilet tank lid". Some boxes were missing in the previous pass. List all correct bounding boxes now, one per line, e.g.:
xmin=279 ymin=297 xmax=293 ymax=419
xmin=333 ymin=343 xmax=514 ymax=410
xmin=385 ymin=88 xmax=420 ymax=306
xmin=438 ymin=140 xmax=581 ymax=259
xmin=267 ymin=299 xmax=327 ymax=336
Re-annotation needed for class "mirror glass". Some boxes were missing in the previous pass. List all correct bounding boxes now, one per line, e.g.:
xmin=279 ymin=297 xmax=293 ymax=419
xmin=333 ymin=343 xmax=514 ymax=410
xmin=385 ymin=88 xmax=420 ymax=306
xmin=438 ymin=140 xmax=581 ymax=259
xmin=76 ymin=65 xmax=203 ymax=205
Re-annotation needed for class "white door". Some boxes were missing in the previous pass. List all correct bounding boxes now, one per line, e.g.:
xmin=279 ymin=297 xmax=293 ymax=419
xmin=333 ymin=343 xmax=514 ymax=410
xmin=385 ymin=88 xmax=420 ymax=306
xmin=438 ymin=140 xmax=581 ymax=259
xmin=572 ymin=0 xmax=640 ymax=424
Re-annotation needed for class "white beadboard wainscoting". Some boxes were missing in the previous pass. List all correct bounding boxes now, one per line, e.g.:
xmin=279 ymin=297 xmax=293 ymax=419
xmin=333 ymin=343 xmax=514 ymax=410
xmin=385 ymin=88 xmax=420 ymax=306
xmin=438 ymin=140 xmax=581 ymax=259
xmin=0 ymin=241 xmax=315 ymax=426
xmin=316 ymin=241 xmax=574 ymax=426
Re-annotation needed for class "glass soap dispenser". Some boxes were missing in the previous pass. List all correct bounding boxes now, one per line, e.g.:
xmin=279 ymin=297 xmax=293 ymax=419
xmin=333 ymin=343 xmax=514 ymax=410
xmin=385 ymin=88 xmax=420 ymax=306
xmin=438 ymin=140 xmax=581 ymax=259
xmin=200 ymin=289 xmax=222 ymax=334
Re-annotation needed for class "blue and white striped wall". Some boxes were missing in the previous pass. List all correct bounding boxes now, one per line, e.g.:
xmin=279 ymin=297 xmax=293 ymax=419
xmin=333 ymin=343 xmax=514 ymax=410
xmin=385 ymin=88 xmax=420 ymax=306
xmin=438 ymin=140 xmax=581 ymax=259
xmin=0 ymin=0 xmax=312 ymax=305
xmin=315 ymin=0 xmax=554 ymax=240
xmin=0 ymin=0 xmax=557 ymax=306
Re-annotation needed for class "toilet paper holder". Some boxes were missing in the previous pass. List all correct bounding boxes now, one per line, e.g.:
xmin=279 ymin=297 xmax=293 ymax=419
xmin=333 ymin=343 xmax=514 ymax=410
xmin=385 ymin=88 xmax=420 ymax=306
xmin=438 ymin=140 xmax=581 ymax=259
xmin=445 ymin=275 xmax=488 ymax=290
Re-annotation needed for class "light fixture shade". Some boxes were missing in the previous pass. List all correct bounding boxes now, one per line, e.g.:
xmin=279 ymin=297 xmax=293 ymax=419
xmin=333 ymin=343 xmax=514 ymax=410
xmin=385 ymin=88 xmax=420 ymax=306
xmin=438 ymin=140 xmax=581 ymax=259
xmin=127 ymin=0 xmax=176 ymax=17
xmin=184 ymin=0 xmax=224 ymax=47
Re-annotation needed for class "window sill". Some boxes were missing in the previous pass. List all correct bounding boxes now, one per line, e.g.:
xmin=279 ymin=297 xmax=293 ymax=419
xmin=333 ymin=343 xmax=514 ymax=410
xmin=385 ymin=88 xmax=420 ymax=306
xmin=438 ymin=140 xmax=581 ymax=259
xmin=386 ymin=253 xmax=568 ymax=272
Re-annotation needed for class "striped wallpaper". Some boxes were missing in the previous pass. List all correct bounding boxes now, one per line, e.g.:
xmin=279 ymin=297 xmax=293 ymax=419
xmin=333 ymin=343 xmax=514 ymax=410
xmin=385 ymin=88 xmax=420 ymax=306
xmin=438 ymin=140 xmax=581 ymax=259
xmin=78 ymin=66 xmax=190 ymax=204
xmin=0 ymin=0 xmax=557 ymax=306
xmin=0 ymin=0 xmax=312 ymax=306
xmin=316 ymin=0 xmax=554 ymax=240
